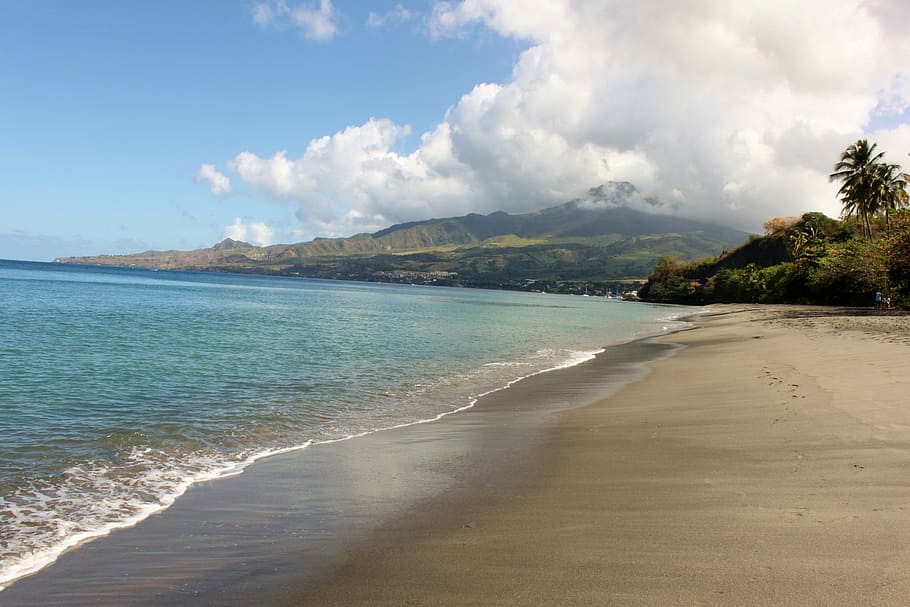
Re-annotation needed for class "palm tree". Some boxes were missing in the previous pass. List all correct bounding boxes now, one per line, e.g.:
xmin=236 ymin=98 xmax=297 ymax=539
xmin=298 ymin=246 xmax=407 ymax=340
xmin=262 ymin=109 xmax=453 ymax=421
xmin=871 ymin=162 xmax=909 ymax=234
xmin=830 ymin=139 xmax=885 ymax=239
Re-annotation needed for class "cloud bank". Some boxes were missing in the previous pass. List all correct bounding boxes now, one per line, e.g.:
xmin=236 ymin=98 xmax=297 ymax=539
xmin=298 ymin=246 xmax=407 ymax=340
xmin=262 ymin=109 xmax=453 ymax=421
xmin=210 ymin=0 xmax=910 ymax=238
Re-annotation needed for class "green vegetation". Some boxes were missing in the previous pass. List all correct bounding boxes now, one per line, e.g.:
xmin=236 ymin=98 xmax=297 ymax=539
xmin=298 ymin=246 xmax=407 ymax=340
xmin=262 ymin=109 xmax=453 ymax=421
xmin=640 ymin=140 xmax=909 ymax=307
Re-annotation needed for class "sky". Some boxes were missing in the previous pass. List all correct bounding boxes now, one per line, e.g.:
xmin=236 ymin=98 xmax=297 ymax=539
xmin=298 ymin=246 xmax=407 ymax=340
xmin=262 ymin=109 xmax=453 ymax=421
xmin=2 ymin=0 xmax=908 ymax=261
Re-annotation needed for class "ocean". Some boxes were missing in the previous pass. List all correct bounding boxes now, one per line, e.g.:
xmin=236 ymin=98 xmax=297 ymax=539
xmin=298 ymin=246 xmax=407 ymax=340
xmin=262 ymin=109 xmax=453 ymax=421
xmin=0 ymin=259 xmax=688 ymax=593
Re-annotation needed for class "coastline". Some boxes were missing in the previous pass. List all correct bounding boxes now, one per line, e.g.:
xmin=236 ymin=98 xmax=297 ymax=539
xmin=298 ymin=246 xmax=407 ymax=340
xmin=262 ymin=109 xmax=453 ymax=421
xmin=286 ymin=304 xmax=910 ymax=605
xmin=12 ymin=303 xmax=910 ymax=605
xmin=0 ymin=314 xmax=680 ymax=606
xmin=1 ymin=262 xmax=686 ymax=597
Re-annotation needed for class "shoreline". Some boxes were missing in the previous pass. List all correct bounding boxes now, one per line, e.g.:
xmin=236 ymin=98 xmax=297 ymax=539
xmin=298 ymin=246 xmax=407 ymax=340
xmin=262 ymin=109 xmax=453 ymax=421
xmin=0 ymin=273 xmax=685 ymax=597
xmin=286 ymin=304 xmax=910 ymax=605
xmin=0 ymin=314 xmax=682 ymax=605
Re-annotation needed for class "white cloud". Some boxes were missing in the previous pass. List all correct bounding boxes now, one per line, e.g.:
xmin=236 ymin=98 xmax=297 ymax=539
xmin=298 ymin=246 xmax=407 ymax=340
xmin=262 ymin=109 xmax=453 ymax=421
xmin=252 ymin=0 xmax=337 ymax=41
xmin=251 ymin=1 xmax=276 ymax=26
xmin=223 ymin=218 xmax=274 ymax=246
xmin=367 ymin=4 xmax=414 ymax=28
xmin=194 ymin=164 xmax=231 ymax=196
xmin=872 ymin=124 xmax=910 ymax=163
xmin=221 ymin=0 xmax=910 ymax=236
xmin=227 ymin=118 xmax=478 ymax=230
xmin=429 ymin=0 xmax=567 ymax=40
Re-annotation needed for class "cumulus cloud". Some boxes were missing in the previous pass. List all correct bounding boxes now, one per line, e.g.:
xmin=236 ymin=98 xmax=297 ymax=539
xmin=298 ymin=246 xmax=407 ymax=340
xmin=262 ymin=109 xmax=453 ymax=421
xmin=227 ymin=118 xmax=478 ymax=232
xmin=223 ymin=0 xmax=910 ymax=236
xmin=223 ymin=218 xmax=274 ymax=246
xmin=194 ymin=164 xmax=231 ymax=196
xmin=252 ymin=0 xmax=337 ymax=41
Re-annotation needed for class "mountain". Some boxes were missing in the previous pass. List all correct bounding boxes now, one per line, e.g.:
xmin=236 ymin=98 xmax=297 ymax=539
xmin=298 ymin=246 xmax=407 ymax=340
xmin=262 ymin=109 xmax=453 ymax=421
xmin=55 ymin=183 xmax=749 ymax=287
xmin=211 ymin=238 xmax=253 ymax=250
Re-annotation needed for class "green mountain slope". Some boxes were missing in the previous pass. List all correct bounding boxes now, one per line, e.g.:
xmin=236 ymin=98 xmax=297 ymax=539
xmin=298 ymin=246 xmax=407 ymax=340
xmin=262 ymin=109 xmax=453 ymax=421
xmin=56 ymin=183 xmax=748 ymax=285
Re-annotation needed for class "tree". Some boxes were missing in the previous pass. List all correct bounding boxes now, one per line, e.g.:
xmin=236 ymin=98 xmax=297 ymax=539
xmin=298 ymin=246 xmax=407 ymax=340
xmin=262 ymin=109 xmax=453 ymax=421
xmin=881 ymin=209 xmax=910 ymax=306
xmin=787 ymin=229 xmax=807 ymax=259
xmin=871 ymin=162 xmax=909 ymax=234
xmin=830 ymin=139 xmax=885 ymax=239
xmin=763 ymin=216 xmax=799 ymax=235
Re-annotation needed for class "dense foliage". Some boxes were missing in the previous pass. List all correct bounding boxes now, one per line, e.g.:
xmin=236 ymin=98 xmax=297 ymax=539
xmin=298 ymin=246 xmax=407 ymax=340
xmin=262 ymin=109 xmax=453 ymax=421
xmin=640 ymin=210 xmax=910 ymax=307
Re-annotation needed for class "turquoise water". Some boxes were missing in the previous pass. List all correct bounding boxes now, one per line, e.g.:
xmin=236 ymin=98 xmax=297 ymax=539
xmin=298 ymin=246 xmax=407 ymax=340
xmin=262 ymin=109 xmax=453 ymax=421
xmin=0 ymin=260 xmax=687 ymax=589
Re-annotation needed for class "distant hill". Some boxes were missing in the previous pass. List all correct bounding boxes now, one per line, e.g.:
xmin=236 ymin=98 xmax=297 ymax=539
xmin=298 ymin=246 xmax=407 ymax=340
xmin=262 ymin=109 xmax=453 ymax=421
xmin=56 ymin=183 xmax=749 ymax=288
xmin=212 ymin=238 xmax=253 ymax=250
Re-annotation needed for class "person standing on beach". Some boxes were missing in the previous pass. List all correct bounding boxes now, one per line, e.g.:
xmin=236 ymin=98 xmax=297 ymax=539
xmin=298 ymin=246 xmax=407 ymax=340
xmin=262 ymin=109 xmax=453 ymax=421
xmin=875 ymin=291 xmax=883 ymax=309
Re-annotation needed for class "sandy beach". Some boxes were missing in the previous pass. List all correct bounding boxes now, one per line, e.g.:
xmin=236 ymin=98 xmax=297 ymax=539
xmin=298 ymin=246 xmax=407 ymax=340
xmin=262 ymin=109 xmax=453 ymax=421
xmin=286 ymin=305 xmax=910 ymax=606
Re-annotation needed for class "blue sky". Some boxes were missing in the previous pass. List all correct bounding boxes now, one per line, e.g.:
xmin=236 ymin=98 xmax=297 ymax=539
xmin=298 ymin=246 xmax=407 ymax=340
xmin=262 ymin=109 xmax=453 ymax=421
xmin=2 ymin=1 xmax=908 ymax=261
xmin=1 ymin=1 xmax=523 ymax=259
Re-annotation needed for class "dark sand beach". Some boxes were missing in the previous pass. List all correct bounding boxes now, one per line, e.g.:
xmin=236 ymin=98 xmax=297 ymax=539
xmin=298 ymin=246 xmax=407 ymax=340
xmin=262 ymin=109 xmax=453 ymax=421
xmin=6 ymin=304 xmax=910 ymax=606
xmin=288 ymin=305 xmax=910 ymax=606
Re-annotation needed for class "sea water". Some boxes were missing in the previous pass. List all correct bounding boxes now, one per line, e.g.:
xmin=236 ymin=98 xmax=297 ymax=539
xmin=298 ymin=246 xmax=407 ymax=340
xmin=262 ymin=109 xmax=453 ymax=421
xmin=0 ymin=259 xmax=687 ymax=589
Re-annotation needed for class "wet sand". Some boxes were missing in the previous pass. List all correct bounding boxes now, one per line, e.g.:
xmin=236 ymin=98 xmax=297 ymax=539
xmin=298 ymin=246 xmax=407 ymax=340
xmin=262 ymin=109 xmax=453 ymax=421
xmin=289 ymin=305 xmax=910 ymax=605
